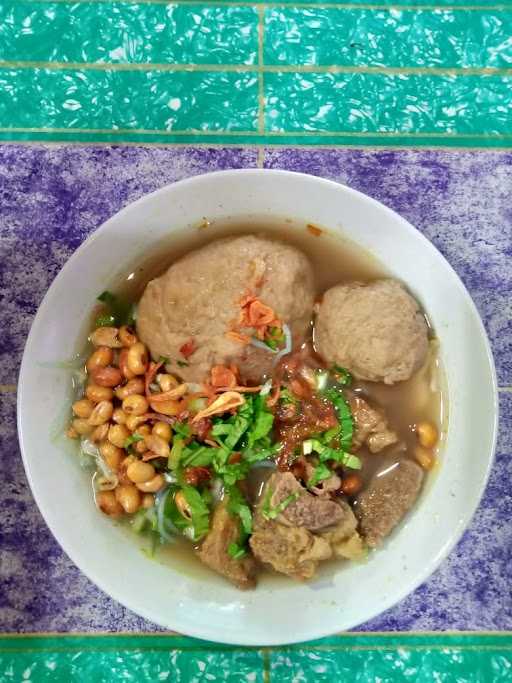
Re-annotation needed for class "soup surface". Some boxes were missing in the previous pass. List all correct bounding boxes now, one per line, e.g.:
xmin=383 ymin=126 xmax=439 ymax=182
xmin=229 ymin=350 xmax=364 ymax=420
xmin=67 ymin=218 xmax=445 ymax=589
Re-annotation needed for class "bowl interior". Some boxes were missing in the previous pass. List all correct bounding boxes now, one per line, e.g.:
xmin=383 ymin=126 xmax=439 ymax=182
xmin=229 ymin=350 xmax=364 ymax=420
xmin=18 ymin=170 xmax=498 ymax=645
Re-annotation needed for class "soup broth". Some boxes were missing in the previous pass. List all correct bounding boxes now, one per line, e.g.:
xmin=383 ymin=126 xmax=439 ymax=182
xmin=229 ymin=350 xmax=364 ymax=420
xmin=85 ymin=217 xmax=446 ymax=583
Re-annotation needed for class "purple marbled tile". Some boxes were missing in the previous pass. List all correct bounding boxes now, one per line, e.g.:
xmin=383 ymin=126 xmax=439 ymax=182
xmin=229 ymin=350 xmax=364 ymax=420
xmin=1 ymin=144 xmax=510 ymax=634
xmin=0 ymin=145 xmax=257 ymax=384
xmin=1 ymin=389 xmax=510 ymax=632
xmin=359 ymin=391 xmax=512 ymax=632
xmin=265 ymin=149 xmax=512 ymax=386
xmin=0 ymin=392 xmax=160 ymax=632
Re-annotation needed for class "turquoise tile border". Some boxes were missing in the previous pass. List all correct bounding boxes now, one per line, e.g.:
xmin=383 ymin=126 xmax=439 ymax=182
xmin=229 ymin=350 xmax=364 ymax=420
xmin=0 ymin=129 xmax=510 ymax=146
xmin=0 ymin=3 xmax=258 ymax=65
xmin=264 ymin=8 xmax=512 ymax=68
xmin=0 ymin=633 xmax=511 ymax=681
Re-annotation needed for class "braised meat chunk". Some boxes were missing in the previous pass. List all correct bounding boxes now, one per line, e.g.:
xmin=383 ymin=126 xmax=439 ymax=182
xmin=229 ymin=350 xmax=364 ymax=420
xmin=349 ymin=395 xmax=398 ymax=454
xmin=250 ymin=521 xmax=332 ymax=580
xmin=250 ymin=472 xmax=365 ymax=580
xmin=197 ymin=500 xmax=257 ymax=589
xmin=355 ymin=460 xmax=424 ymax=547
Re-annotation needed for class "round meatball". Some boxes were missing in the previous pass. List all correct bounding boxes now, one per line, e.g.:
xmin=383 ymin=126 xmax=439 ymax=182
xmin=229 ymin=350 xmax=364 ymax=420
xmin=315 ymin=279 xmax=428 ymax=384
xmin=137 ymin=235 xmax=315 ymax=383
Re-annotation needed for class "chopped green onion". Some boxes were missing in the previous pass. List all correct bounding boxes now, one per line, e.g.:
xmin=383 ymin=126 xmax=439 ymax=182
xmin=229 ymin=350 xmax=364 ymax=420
xmin=322 ymin=427 xmax=339 ymax=443
xmin=168 ymin=437 xmax=184 ymax=470
xmin=95 ymin=314 xmax=116 ymax=328
xmin=248 ymin=409 xmax=273 ymax=447
xmin=307 ymin=463 xmax=332 ymax=488
xmin=158 ymin=356 xmax=171 ymax=365
xmin=332 ymin=365 xmax=353 ymax=386
xmin=326 ymin=388 xmax=354 ymax=451
xmin=227 ymin=542 xmax=247 ymax=560
xmin=263 ymin=326 xmax=285 ymax=351
xmin=226 ymin=486 xmax=252 ymax=535
xmin=124 ymin=433 xmax=145 ymax=449
xmin=182 ymin=485 xmax=210 ymax=541
xmin=303 ymin=438 xmax=361 ymax=470
xmin=173 ymin=422 xmax=191 ymax=439
xmin=262 ymin=491 xmax=300 ymax=521
xmin=180 ymin=443 xmax=217 ymax=467
xmin=279 ymin=388 xmax=298 ymax=406
xmin=97 ymin=290 xmax=135 ymax=327
xmin=177 ymin=360 xmax=189 ymax=368
xmin=342 ymin=453 xmax=362 ymax=469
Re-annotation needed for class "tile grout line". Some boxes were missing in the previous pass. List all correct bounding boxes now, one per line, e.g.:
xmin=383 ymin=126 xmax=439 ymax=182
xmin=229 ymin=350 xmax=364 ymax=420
xmin=0 ymin=385 xmax=17 ymax=393
xmin=261 ymin=647 xmax=271 ymax=683
xmin=2 ymin=128 xmax=512 ymax=139
xmin=256 ymin=4 xmax=266 ymax=167
xmin=0 ymin=139 xmax=506 ymax=152
xmin=1 ymin=139 xmax=512 ymax=151
xmin=2 ymin=61 xmax=512 ymax=76
xmin=257 ymin=5 xmax=265 ymax=135
xmin=20 ymin=0 xmax=512 ymax=11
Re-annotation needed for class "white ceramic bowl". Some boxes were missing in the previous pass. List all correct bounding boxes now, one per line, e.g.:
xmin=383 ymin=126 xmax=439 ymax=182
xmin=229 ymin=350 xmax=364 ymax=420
xmin=18 ymin=170 xmax=498 ymax=645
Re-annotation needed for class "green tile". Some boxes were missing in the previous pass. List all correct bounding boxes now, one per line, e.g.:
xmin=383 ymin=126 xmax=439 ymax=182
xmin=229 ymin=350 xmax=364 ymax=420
xmin=0 ymin=647 xmax=265 ymax=683
xmin=265 ymin=72 xmax=512 ymax=134
xmin=265 ymin=8 xmax=512 ymax=68
xmin=15 ymin=0 xmax=512 ymax=4
xmin=0 ymin=68 xmax=259 ymax=132
xmin=270 ymin=645 xmax=512 ymax=682
xmin=0 ymin=635 xmax=511 ymax=682
xmin=0 ymin=2 xmax=258 ymax=65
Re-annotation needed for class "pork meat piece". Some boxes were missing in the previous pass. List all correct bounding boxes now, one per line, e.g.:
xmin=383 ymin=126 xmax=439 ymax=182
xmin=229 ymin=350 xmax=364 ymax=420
xmin=249 ymin=520 xmax=332 ymax=580
xmin=197 ymin=500 xmax=257 ymax=589
xmin=355 ymin=460 xmax=424 ymax=547
xmin=350 ymin=395 xmax=398 ymax=453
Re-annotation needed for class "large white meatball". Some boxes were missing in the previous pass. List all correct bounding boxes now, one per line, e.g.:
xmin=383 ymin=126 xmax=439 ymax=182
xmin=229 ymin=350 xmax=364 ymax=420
xmin=315 ymin=279 xmax=429 ymax=384
xmin=137 ymin=235 xmax=315 ymax=383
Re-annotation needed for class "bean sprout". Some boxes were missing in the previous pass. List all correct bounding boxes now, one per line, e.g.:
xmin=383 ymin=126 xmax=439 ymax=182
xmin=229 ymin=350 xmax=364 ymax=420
xmin=156 ymin=487 xmax=176 ymax=543
xmin=259 ymin=379 xmax=273 ymax=396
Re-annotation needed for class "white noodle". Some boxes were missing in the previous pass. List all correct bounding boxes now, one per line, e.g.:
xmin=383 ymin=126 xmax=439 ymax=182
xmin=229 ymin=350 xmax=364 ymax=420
xmin=250 ymin=337 xmax=276 ymax=353
xmin=259 ymin=379 xmax=273 ymax=396
xmin=249 ymin=323 xmax=292 ymax=364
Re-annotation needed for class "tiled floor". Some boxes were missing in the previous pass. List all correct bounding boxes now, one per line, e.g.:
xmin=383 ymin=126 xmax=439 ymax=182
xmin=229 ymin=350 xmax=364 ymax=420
xmin=1 ymin=144 xmax=510 ymax=634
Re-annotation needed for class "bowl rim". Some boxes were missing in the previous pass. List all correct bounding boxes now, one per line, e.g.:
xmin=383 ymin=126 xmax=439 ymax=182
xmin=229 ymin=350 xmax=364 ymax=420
xmin=17 ymin=169 xmax=499 ymax=644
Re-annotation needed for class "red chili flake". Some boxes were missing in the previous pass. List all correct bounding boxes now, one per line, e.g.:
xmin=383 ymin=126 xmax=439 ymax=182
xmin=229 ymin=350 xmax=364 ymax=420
xmin=184 ymin=466 xmax=211 ymax=486
xmin=194 ymin=417 xmax=213 ymax=441
xmin=307 ymin=224 xmax=322 ymax=237
xmin=180 ymin=338 xmax=196 ymax=358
